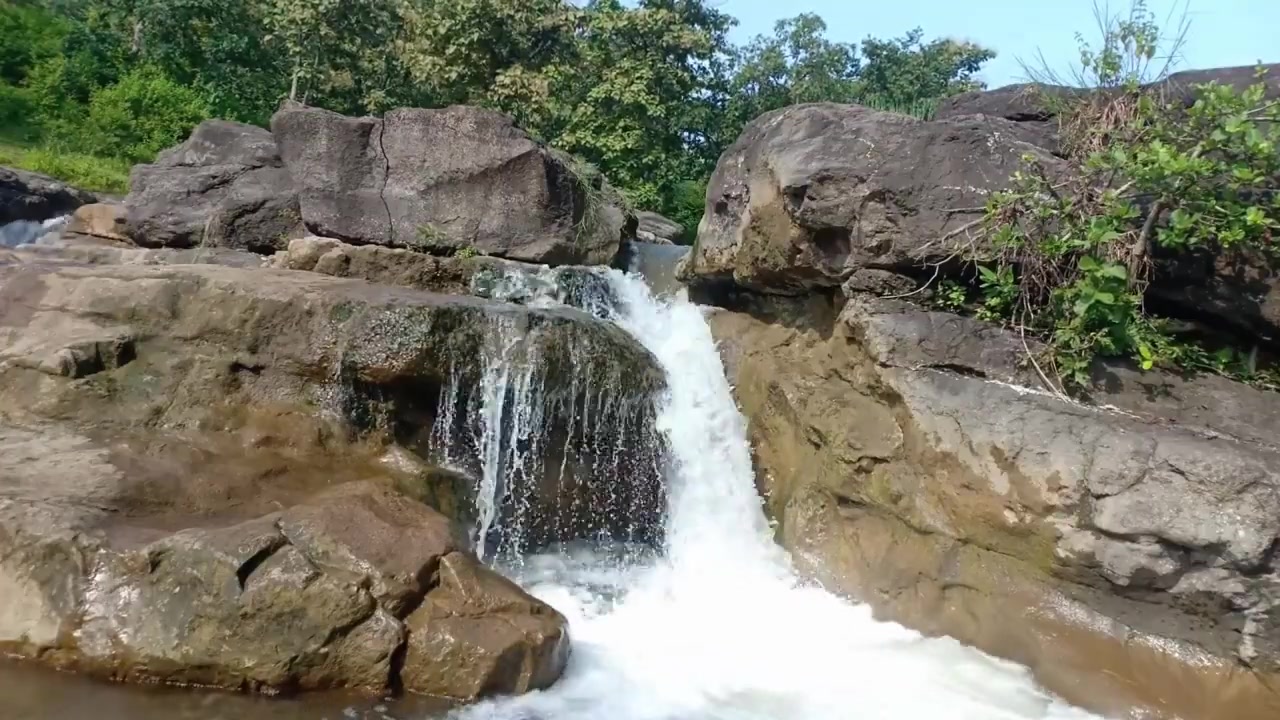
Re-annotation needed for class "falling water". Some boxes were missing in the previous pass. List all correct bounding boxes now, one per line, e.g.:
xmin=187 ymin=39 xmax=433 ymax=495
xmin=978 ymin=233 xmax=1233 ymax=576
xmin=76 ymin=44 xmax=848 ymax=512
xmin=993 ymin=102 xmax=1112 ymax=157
xmin=445 ymin=267 xmax=1107 ymax=720
xmin=0 ymin=215 xmax=67 ymax=248
xmin=426 ymin=266 xmax=665 ymax=561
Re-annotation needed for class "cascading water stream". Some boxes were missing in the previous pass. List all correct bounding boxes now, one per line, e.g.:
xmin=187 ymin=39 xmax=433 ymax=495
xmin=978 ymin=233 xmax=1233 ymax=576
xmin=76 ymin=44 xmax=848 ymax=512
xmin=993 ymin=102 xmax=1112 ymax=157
xmin=0 ymin=215 xmax=67 ymax=248
xmin=448 ymin=268 xmax=1106 ymax=720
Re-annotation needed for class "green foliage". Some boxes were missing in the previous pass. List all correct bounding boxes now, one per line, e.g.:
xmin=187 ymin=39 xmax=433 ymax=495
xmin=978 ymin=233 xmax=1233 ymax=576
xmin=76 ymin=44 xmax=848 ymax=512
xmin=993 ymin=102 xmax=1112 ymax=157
xmin=0 ymin=141 xmax=131 ymax=193
xmin=0 ymin=82 xmax=39 ymax=140
xmin=0 ymin=2 xmax=68 ymax=85
xmin=723 ymin=17 xmax=981 ymax=133
xmin=0 ymin=0 xmax=994 ymax=229
xmin=933 ymin=280 xmax=969 ymax=312
xmin=975 ymin=25 xmax=1280 ymax=390
xmin=667 ymin=178 xmax=707 ymax=243
xmin=80 ymin=64 xmax=209 ymax=160
xmin=454 ymin=245 xmax=480 ymax=259
xmin=857 ymin=29 xmax=993 ymax=106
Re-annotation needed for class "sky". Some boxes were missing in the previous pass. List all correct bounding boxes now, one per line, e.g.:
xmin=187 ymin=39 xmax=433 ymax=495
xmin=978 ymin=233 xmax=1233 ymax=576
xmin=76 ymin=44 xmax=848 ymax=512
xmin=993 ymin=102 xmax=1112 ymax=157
xmin=717 ymin=0 xmax=1279 ymax=88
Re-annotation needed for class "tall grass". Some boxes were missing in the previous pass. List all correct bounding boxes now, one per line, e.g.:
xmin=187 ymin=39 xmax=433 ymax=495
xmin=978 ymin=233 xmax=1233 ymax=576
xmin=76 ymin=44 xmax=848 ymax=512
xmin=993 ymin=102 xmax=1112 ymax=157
xmin=0 ymin=140 xmax=131 ymax=194
xmin=855 ymin=94 xmax=939 ymax=120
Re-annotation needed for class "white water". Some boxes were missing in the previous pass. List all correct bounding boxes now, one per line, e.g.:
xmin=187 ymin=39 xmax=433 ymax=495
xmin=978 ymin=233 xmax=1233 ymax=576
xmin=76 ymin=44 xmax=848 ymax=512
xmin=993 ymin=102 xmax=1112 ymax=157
xmin=452 ymin=270 xmax=1106 ymax=720
xmin=0 ymin=215 xmax=67 ymax=247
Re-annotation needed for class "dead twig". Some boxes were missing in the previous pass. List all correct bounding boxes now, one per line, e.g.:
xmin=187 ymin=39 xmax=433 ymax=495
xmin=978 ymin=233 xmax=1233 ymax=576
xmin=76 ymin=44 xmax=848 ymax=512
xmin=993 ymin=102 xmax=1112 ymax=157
xmin=881 ymin=264 xmax=942 ymax=300
xmin=1128 ymin=197 xmax=1165 ymax=279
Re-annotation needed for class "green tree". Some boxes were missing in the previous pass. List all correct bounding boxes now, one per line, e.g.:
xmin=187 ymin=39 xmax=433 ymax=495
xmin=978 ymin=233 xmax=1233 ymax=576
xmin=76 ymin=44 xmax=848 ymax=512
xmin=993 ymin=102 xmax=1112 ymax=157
xmin=395 ymin=0 xmax=575 ymax=112
xmin=0 ymin=2 xmax=69 ymax=86
xmin=262 ymin=0 xmax=404 ymax=114
xmin=120 ymin=0 xmax=283 ymax=123
xmin=857 ymin=29 xmax=993 ymax=106
xmin=725 ymin=13 xmax=859 ymax=133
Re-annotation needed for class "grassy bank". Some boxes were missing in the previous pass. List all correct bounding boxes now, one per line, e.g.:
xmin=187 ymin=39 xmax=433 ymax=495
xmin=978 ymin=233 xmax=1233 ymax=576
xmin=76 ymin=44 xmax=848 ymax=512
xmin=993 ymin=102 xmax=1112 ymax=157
xmin=0 ymin=140 xmax=131 ymax=195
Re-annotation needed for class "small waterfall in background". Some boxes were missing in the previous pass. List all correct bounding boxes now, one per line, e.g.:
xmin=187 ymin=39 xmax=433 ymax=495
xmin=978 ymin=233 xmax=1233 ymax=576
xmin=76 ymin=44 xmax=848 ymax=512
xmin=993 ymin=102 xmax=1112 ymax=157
xmin=442 ymin=265 xmax=1104 ymax=720
xmin=0 ymin=215 xmax=67 ymax=248
xmin=427 ymin=263 xmax=665 ymax=562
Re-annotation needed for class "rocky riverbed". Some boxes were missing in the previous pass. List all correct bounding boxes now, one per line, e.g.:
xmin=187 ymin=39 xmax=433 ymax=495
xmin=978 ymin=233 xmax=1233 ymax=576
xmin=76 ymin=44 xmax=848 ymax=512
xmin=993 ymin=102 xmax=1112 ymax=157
xmin=2 ymin=65 xmax=1279 ymax=720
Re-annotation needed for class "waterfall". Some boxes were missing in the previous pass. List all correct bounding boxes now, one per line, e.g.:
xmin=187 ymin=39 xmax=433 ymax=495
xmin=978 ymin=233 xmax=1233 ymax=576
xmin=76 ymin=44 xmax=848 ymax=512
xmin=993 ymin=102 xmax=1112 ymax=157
xmin=0 ymin=215 xmax=67 ymax=248
xmin=449 ymin=268 xmax=1105 ymax=720
xmin=426 ymin=266 xmax=665 ymax=562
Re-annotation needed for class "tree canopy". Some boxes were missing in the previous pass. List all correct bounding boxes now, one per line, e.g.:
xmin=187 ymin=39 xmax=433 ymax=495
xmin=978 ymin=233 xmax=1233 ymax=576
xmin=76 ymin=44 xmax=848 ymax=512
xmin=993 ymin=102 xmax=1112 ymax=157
xmin=0 ymin=0 xmax=995 ymax=228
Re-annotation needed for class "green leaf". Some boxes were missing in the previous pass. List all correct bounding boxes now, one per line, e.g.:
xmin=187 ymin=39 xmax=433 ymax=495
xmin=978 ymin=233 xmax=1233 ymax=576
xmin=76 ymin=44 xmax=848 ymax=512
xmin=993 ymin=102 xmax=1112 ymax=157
xmin=1099 ymin=263 xmax=1128 ymax=280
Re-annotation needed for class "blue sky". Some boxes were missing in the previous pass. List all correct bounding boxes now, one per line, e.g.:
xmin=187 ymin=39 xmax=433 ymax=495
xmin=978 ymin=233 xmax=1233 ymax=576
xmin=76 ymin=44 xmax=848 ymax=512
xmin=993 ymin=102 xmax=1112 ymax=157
xmin=719 ymin=0 xmax=1279 ymax=88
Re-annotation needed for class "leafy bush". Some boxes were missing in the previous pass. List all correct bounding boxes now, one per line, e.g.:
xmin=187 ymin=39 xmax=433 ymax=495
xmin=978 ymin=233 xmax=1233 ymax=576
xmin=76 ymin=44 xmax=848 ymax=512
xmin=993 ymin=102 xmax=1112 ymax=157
xmin=964 ymin=3 xmax=1280 ymax=390
xmin=667 ymin=179 xmax=707 ymax=244
xmin=0 ymin=82 xmax=38 ymax=141
xmin=78 ymin=65 xmax=210 ymax=161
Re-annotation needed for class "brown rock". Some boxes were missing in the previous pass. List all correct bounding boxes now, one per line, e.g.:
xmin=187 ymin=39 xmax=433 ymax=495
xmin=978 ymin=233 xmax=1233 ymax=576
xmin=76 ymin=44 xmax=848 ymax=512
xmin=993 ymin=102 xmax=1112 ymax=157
xmin=271 ymin=104 xmax=627 ymax=266
xmin=0 ymin=421 xmax=569 ymax=698
xmin=279 ymin=481 xmax=457 ymax=616
xmin=63 ymin=203 xmax=129 ymax=244
xmin=268 ymin=235 xmax=476 ymax=294
xmin=680 ymin=103 xmax=1061 ymax=295
xmin=708 ymin=297 xmax=1280 ymax=720
xmin=402 ymin=553 xmax=569 ymax=700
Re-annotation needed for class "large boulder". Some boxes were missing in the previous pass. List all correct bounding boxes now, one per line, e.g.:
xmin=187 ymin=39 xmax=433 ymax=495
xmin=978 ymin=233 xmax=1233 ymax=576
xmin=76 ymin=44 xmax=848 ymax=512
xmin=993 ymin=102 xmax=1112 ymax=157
xmin=0 ymin=256 xmax=654 ymax=696
xmin=679 ymin=103 xmax=1061 ymax=295
xmin=402 ymin=552 xmax=569 ymax=699
xmin=710 ymin=296 xmax=1280 ymax=720
xmin=0 ymin=422 xmax=568 ymax=696
xmin=635 ymin=210 xmax=684 ymax=245
xmin=124 ymin=120 xmax=303 ymax=252
xmin=272 ymin=105 xmax=627 ymax=265
xmin=0 ymin=260 xmax=665 ymax=556
xmin=936 ymin=64 xmax=1280 ymax=155
xmin=0 ymin=165 xmax=96 ymax=224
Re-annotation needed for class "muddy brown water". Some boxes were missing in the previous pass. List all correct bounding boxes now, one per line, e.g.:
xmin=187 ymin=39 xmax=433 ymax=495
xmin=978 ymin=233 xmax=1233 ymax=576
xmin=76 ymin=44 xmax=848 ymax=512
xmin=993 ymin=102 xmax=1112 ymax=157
xmin=0 ymin=660 xmax=452 ymax=720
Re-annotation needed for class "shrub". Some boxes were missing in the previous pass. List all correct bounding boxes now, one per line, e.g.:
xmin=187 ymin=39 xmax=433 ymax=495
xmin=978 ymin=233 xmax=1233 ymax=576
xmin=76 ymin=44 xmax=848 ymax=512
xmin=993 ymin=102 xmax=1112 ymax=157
xmin=667 ymin=178 xmax=706 ymax=244
xmin=962 ymin=2 xmax=1280 ymax=391
xmin=0 ymin=82 xmax=38 ymax=141
xmin=80 ymin=65 xmax=210 ymax=161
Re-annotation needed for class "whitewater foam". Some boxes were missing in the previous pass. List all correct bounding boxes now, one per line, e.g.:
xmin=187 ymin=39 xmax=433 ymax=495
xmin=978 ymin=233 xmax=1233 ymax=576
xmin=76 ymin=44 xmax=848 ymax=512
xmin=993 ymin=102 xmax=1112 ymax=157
xmin=450 ymin=270 xmax=1106 ymax=720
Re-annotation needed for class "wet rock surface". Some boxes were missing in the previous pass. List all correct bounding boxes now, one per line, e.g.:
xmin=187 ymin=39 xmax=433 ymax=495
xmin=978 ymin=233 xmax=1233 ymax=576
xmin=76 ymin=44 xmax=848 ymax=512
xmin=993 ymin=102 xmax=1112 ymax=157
xmin=709 ymin=297 xmax=1280 ymax=720
xmin=1 ymin=165 xmax=97 ymax=224
xmin=0 ymin=256 xmax=671 ymax=697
